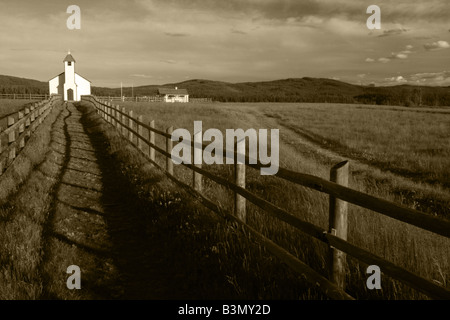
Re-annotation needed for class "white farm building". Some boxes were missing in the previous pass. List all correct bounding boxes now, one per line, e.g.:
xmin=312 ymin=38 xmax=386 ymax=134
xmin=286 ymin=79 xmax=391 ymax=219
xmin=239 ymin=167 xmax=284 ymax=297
xmin=158 ymin=87 xmax=189 ymax=103
xmin=49 ymin=52 xmax=91 ymax=101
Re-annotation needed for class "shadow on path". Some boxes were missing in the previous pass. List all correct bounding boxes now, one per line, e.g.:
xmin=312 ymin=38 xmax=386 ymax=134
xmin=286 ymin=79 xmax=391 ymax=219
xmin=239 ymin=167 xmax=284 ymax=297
xmin=37 ymin=102 xmax=235 ymax=300
xmin=74 ymin=103 xmax=231 ymax=299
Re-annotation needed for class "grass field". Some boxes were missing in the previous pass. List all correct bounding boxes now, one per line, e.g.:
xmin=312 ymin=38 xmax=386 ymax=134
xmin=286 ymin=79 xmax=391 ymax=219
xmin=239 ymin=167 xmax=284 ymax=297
xmin=0 ymin=99 xmax=37 ymax=117
xmin=113 ymin=100 xmax=450 ymax=299
xmin=1 ymin=99 xmax=448 ymax=299
xmin=0 ymin=99 xmax=38 ymax=133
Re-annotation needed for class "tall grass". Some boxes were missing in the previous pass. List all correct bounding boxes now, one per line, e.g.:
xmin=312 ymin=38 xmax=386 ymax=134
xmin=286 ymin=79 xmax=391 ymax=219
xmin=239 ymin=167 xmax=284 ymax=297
xmin=0 ymin=103 xmax=62 ymax=299
xmin=112 ymin=100 xmax=450 ymax=299
xmin=0 ymin=99 xmax=37 ymax=118
xmin=261 ymin=103 xmax=450 ymax=188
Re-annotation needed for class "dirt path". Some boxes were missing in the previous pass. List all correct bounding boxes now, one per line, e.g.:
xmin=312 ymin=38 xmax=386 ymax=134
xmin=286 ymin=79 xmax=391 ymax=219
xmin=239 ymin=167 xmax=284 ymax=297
xmin=37 ymin=102 xmax=230 ymax=299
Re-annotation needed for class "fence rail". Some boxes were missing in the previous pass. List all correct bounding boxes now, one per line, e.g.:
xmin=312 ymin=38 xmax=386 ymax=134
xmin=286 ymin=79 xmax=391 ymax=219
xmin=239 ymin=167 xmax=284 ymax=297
xmin=94 ymin=96 xmax=213 ymax=103
xmin=0 ymin=95 xmax=61 ymax=175
xmin=0 ymin=94 xmax=49 ymax=100
xmin=81 ymin=95 xmax=450 ymax=300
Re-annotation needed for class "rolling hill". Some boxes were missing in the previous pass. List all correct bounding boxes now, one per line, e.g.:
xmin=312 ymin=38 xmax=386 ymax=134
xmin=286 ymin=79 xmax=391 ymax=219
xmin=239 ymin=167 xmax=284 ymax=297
xmin=1 ymin=74 xmax=449 ymax=106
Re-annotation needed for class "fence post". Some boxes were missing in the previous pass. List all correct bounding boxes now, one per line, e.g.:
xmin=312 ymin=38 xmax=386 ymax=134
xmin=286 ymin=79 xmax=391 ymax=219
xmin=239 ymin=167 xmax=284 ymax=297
xmin=30 ymin=105 xmax=35 ymax=122
xmin=110 ymin=103 xmax=114 ymax=126
xmin=121 ymin=107 xmax=127 ymax=136
xmin=114 ymin=105 xmax=118 ymax=127
xmin=24 ymin=107 xmax=30 ymax=139
xmin=8 ymin=116 xmax=16 ymax=163
xmin=106 ymin=102 xmax=110 ymax=123
xmin=128 ymin=110 xmax=134 ymax=143
xmin=38 ymin=105 xmax=43 ymax=124
xmin=18 ymin=111 xmax=25 ymax=149
xmin=149 ymin=120 xmax=155 ymax=162
xmin=115 ymin=105 xmax=121 ymax=130
xmin=235 ymin=137 xmax=246 ymax=222
xmin=0 ymin=130 xmax=2 ymax=175
xmin=137 ymin=115 xmax=143 ymax=150
xmin=166 ymin=126 xmax=173 ymax=175
xmin=328 ymin=160 xmax=349 ymax=290
xmin=193 ymin=124 xmax=202 ymax=192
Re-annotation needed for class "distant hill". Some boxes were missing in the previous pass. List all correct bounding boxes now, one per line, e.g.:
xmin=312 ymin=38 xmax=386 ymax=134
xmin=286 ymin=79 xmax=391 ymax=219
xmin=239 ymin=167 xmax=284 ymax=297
xmin=0 ymin=75 xmax=49 ymax=94
xmin=1 ymin=74 xmax=449 ymax=107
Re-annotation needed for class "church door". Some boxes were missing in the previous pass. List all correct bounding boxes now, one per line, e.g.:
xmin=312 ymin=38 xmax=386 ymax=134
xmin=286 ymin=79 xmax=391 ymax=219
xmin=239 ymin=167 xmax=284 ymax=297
xmin=67 ymin=89 xmax=74 ymax=101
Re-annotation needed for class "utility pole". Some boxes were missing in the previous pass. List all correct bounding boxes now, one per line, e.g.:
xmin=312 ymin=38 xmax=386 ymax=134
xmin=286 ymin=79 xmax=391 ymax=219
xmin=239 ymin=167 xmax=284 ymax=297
xmin=121 ymin=82 xmax=123 ymax=101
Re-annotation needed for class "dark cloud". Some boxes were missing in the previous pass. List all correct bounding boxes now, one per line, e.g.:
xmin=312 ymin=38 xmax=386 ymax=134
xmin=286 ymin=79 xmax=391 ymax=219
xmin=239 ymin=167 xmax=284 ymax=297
xmin=164 ymin=32 xmax=190 ymax=37
xmin=1 ymin=0 xmax=152 ymax=20
xmin=378 ymin=28 xmax=409 ymax=37
xmin=153 ymin=0 xmax=325 ymax=21
xmin=231 ymin=29 xmax=247 ymax=35
xmin=152 ymin=0 xmax=450 ymax=23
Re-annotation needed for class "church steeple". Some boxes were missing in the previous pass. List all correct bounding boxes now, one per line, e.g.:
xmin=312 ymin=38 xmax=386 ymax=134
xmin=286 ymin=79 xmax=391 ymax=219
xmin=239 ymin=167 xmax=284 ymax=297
xmin=63 ymin=51 xmax=76 ymax=64
xmin=63 ymin=51 xmax=76 ymax=101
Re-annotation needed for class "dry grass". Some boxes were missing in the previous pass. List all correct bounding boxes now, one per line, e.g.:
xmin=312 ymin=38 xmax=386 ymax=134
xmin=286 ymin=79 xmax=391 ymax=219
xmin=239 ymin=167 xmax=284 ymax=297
xmin=0 ymin=103 xmax=62 ymax=299
xmin=0 ymin=99 xmax=37 ymax=117
xmin=1 ymin=98 xmax=447 ymax=299
xmin=113 ymin=100 xmax=450 ymax=299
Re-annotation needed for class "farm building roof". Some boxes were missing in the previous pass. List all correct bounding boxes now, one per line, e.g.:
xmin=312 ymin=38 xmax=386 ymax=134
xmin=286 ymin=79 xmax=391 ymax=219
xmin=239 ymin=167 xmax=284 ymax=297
xmin=158 ymin=88 xmax=188 ymax=95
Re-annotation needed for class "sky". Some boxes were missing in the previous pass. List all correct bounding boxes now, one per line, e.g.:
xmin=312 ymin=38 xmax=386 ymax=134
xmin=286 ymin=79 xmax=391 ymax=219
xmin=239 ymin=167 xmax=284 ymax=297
xmin=0 ymin=0 xmax=449 ymax=88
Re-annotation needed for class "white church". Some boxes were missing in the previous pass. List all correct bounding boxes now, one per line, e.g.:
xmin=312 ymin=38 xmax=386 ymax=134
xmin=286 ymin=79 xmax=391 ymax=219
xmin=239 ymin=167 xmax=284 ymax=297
xmin=49 ymin=52 xmax=91 ymax=101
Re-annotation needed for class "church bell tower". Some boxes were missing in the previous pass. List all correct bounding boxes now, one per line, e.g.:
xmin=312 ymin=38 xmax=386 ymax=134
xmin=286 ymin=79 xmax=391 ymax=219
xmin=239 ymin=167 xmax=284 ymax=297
xmin=63 ymin=51 xmax=77 ymax=101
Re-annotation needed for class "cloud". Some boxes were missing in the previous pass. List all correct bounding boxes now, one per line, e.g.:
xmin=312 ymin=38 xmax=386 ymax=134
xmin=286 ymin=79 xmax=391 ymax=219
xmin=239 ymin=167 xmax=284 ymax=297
xmin=378 ymin=28 xmax=409 ymax=37
xmin=377 ymin=45 xmax=415 ymax=63
xmin=409 ymin=71 xmax=450 ymax=85
xmin=424 ymin=40 xmax=450 ymax=50
xmin=164 ymin=32 xmax=189 ymax=37
xmin=385 ymin=76 xmax=408 ymax=83
xmin=365 ymin=58 xmax=375 ymax=62
xmin=393 ymin=53 xmax=408 ymax=59
xmin=130 ymin=74 xmax=153 ymax=78
xmin=231 ymin=29 xmax=247 ymax=35
xmin=151 ymin=0 xmax=450 ymax=24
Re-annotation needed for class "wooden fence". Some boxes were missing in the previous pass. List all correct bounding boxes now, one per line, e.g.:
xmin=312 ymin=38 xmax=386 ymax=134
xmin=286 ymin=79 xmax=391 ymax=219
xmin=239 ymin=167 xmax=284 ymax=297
xmin=0 ymin=94 xmax=49 ymax=100
xmin=0 ymin=95 xmax=61 ymax=175
xmin=95 ymin=96 xmax=163 ymax=102
xmin=94 ymin=96 xmax=213 ymax=103
xmin=82 ymin=95 xmax=450 ymax=300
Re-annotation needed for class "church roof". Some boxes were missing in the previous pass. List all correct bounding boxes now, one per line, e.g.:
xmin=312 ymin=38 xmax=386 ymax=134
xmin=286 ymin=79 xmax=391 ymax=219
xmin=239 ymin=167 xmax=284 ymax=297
xmin=48 ymin=72 xmax=91 ymax=83
xmin=63 ymin=53 xmax=76 ymax=63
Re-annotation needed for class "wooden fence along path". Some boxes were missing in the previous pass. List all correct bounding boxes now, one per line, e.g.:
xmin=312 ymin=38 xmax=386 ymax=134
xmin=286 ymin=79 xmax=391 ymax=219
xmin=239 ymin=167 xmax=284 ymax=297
xmin=82 ymin=95 xmax=450 ymax=300
xmin=0 ymin=95 xmax=61 ymax=175
xmin=0 ymin=94 xmax=49 ymax=100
